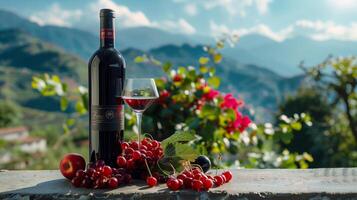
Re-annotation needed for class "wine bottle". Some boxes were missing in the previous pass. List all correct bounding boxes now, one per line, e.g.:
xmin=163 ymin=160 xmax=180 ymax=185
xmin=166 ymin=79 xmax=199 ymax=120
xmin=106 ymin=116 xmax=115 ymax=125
xmin=88 ymin=9 xmax=125 ymax=167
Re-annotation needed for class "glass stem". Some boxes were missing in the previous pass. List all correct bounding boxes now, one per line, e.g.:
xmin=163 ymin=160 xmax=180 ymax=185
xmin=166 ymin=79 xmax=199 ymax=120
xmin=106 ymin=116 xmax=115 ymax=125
xmin=135 ymin=112 xmax=143 ymax=147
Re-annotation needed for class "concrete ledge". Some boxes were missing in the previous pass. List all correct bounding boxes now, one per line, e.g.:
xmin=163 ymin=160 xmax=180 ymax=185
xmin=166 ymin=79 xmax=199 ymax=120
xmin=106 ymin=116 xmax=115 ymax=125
xmin=0 ymin=168 xmax=356 ymax=200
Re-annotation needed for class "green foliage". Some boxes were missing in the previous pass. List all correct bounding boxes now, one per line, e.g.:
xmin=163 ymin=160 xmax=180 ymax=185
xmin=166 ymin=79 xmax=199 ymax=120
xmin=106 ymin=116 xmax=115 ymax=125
xmin=302 ymin=56 xmax=357 ymax=141
xmin=29 ymin=37 xmax=313 ymax=169
xmin=32 ymin=74 xmax=88 ymax=134
xmin=0 ymin=100 xmax=22 ymax=128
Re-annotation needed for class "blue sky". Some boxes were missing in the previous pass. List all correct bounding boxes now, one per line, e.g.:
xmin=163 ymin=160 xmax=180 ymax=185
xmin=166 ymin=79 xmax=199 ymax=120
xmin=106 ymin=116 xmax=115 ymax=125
xmin=1 ymin=0 xmax=357 ymax=41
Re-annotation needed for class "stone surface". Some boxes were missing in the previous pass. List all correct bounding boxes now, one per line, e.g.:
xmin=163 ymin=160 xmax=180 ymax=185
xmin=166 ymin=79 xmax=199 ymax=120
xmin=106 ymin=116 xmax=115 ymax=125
xmin=0 ymin=168 xmax=356 ymax=199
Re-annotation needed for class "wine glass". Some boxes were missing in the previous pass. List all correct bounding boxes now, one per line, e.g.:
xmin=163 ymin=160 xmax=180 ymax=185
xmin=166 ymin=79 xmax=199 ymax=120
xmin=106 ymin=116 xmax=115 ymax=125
xmin=122 ymin=78 xmax=159 ymax=146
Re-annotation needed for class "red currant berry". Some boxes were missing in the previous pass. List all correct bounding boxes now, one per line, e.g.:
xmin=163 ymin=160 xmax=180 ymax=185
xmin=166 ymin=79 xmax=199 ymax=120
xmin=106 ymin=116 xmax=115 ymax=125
xmin=151 ymin=140 xmax=160 ymax=149
xmin=223 ymin=171 xmax=233 ymax=182
xmin=221 ymin=175 xmax=227 ymax=183
xmin=192 ymin=168 xmax=201 ymax=175
xmin=86 ymin=168 xmax=96 ymax=177
xmin=121 ymin=142 xmax=129 ymax=150
xmin=177 ymin=174 xmax=187 ymax=181
xmin=146 ymin=151 xmax=154 ymax=158
xmin=130 ymin=141 xmax=139 ymax=150
xmin=184 ymin=177 xmax=193 ymax=188
xmin=114 ymin=174 xmax=124 ymax=184
xmin=178 ymin=178 xmax=183 ymax=188
xmin=192 ymin=179 xmax=203 ymax=191
xmin=91 ymin=171 xmax=101 ymax=181
xmin=132 ymin=150 xmax=141 ymax=160
xmin=146 ymin=176 xmax=157 ymax=187
xmin=194 ymin=173 xmax=202 ymax=180
xmin=116 ymin=156 xmax=127 ymax=168
xmin=103 ymin=166 xmax=112 ymax=177
xmin=75 ymin=169 xmax=86 ymax=179
xmin=96 ymin=160 xmax=105 ymax=168
xmin=126 ymin=159 xmax=135 ymax=169
xmin=203 ymin=178 xmax=213 ymax=190
xmin=214 ymin=175 xmax=224 ymax=186
xmin=108 ymin=177 xmax=119 ymax=188
xmin=81 ymin=177 xmax=92 ymax=188
xmin=167 ymin=178 xmax=180 ymax=191
xmin=94 ymin=177 xmax=107 ymax=189
xmin=125 ymin=147 xmax=134 ymax=155
xmin=124 ymin=174 xmax=132 ymax=184
xmin=71 ymin=176 xmax=82 ymax=187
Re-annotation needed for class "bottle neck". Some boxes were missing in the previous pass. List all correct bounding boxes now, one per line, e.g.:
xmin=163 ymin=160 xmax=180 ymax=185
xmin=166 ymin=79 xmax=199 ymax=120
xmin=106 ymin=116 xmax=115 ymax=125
xmin=100 ymin=17 xmax=115 ymax=48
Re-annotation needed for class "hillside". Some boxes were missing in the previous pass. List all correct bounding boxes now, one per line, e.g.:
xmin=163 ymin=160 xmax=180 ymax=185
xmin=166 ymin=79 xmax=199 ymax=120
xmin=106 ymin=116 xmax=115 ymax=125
xmin=0 ymin=28 xmax=302 ymax=121
xmin=122 ymin=44 xmax=304 ymax=118
xmin=1 ymin=9 xmax=356 ymax=77
xmin=0 ymin=29 xmax=86 ymax=113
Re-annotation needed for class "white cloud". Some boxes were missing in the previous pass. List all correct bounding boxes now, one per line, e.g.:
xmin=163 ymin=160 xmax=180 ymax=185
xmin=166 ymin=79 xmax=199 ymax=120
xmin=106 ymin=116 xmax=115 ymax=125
xmin=29 ymin=3 xmax=82 ymax=27
xmin=295 ymin=20 xmax=357 ymax=41
xmin=91 ymin=0 xmax=196 ymax=35
xmin=210 ymin=20 xmax=357 ymax=42
xmin=184 ymin=3 xmax=198 ymax=16
xmin=210 ymin=21 xmax=292 ymax=41
xmin=29 ymin=0 xmax=197 ymax=35
xmin=202 ymin=0 xmax=272 ymax=16
xmin=255 ymin=0 xmax=271 ymax=14
xmin=153 ymin=18 xmax=196 ymax=35
xmin=90 ymin=0 xmax=151 ymax=27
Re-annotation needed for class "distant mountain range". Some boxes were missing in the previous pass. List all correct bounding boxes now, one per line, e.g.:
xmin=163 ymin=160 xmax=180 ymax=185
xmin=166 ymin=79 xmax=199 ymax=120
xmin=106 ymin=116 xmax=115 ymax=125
xmin=0 ymin=8 xmax=355 ymax=121
xmin=0 ymin=28 xmax=302 ymax=121
xmin=1 ymin=9 xmax=355 ymax=77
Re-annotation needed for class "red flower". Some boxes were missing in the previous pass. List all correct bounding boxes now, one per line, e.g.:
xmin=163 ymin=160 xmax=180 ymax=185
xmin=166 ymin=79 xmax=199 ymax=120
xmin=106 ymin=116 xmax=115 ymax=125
xmin=220 ymin=94 xmax=243 ymax=110
xmin=226 ymin=110 xmax=251 ymax=133
xmin=158 ymin=90 xmax=170 ymax=104
xmin=202 ymin=88 xmax=219 ymax=101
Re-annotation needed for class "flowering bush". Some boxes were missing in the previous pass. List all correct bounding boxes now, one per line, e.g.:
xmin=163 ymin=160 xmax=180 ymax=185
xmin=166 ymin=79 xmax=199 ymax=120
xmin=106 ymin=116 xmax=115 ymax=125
xmin=32 ymin=38 xmax=314 ymax=168
xmin=126 ymin=39 xmax=313 ymax=167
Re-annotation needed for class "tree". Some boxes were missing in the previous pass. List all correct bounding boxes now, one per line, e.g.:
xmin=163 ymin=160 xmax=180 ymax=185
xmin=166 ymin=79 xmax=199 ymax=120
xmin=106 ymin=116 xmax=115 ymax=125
xmin=301 ymin=56 xmax=357 ymax=142
xmin=278 ymin=87 xmax=335 ymax=167
xmin=0 ymin=100 xmax=22 ymax=128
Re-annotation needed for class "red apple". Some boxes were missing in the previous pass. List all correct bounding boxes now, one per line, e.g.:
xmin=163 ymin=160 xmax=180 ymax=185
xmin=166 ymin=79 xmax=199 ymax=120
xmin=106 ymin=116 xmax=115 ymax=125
xmin=59 ymin=153 xmax=86 ymax=180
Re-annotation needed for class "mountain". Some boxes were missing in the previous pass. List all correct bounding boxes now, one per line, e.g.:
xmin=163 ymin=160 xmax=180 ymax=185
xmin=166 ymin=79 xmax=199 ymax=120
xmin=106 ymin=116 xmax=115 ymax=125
xmin=0 ymin=29 xmax=86 ymax=112
xmin=0 ymin=10 xmax=211 ymax=59
xmin=0 ymin=28 xmax=302 ymax=121
xmin=118 ymin=27 xmax=198 ymax=50
xmin=121 ymin=44 xmax=304 ymax=119
xmin=0 ymin=9 xmax=356 ymax=77
xmin=224 ymin=34 xmax=357 ymax=76
xmin=0 ymin=9 xmax=97 ymax=59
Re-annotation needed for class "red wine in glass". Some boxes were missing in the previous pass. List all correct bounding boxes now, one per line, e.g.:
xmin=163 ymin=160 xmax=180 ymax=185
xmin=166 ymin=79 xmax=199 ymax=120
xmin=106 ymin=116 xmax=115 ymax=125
xmin=123 ymin=97 xmax=157 ymax=112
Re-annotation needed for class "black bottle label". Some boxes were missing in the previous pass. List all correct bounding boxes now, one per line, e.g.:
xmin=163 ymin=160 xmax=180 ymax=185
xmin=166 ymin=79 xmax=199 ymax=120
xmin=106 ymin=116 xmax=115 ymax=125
xmin=91 ymin=105 xmax=124 ymax=131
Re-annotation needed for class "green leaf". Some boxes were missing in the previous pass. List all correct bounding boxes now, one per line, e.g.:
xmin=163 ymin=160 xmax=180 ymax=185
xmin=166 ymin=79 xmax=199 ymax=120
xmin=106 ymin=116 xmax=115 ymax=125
xmin=134 ymin=56 xmax=145 ymax=63
xmin=213 ymin=53 xmax=222 ymax=63
xmin=60 ymin=96 xmax=68 ymax=111
xmin=199 ymin=57 xmax=210 ymax=65
xmin=163 ymin=143 xmax=199 ymax=162
xmin=208 ymin=76 xmax=220 ymax=88
xmin=199 ymin=66 xmax=208 ymax=74
xmin=209 ymin=67 xmax=216 ymax=76
xmin=177 ymin=67 xmax=187 ymax=75
xmin=303 ymin=152 xmax=314 ymax=162
xmin=75 ymin=101 xmax=86 ymax=115
xmin=161 ymin=130 xmax=197 ymax=149
xmin=66 ymin=118 xmax=75 ymax=127
xmin=162 ymin=62 xmax=172 ymax=73
xmin=124 ymin=131 xmax=138 ymax=141
xmin=291 ymin=122 xmax=302 ymax=130
xmin=155 ymin=78 xmax=165 ymax=89
xmin=200 ymin=104 xmax=219 ymax=120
